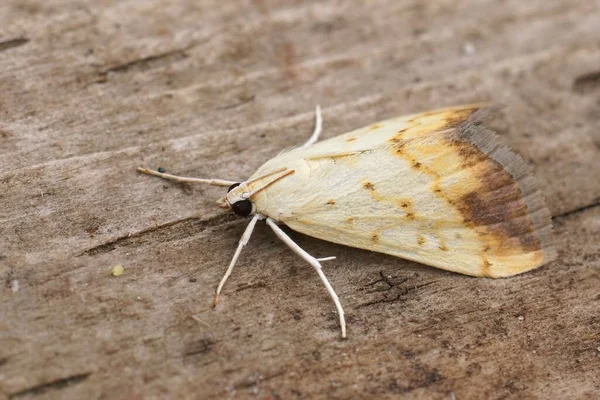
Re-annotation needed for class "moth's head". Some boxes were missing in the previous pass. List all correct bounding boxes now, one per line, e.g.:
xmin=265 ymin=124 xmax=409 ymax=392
xmin=216 ymin=182 xmax=256 ymax=217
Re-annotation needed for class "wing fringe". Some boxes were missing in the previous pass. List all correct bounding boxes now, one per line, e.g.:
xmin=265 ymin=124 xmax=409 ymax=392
xmin=457 ymin=109 xmax=556 ymax=264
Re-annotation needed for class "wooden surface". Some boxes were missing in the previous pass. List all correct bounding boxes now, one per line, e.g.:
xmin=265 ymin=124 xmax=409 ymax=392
xmin=1 ymin=1 xmax=599 ymax=399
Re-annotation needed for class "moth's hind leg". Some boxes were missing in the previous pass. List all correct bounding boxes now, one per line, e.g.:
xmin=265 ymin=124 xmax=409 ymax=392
xmin=136 ymin=167 xmax=236 ymax=187
xmin=265 ymin=218 xmax=346 ymax=339
xmin=299 ymin=105 xmax=322 ymax=149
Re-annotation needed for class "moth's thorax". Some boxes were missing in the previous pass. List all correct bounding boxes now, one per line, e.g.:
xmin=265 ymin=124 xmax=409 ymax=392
xmin=248 ymin=159 xmax=312 ymax=220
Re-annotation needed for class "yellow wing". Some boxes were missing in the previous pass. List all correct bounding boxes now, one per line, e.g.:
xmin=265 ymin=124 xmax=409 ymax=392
xmin=249 ymin=105 xmax=555 ymax=277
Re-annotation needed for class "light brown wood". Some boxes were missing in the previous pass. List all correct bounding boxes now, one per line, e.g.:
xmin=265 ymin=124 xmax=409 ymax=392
xmin=1 ymin=1 xmax=599 ymax=399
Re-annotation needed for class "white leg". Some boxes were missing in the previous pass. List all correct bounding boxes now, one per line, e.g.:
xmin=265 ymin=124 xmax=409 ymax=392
xmin=213 ymin=214 xmax=260 ymax=306
xmin=265 ymin=218 xmax=346 ymax=338
xmin=299 ymin=105 xmax=322 ymax=149
xmin=137 ymin=167 xmax=236 ymax=187
xmin=317 ymin=256 xmax=336 ymax=262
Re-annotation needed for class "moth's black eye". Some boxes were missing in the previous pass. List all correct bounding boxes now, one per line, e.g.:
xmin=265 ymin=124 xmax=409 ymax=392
xmin=231 ymin=200 xmax=253 ymax=217
xmin=228 ymin=182 xmax=241 ymax=193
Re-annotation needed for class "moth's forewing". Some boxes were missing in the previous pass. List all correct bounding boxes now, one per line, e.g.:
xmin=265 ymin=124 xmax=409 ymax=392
xmin=247 ymin=105 xmax=554 ymax=277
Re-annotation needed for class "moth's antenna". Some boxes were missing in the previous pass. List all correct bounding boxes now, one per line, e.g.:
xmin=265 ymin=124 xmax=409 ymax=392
xmin=245 ymin=167 xmax=288 ymax=185
xmin=136 ymin=167 xmax=236 ymax=187
xmin=243 ymin=169 xmax=295 ymax=199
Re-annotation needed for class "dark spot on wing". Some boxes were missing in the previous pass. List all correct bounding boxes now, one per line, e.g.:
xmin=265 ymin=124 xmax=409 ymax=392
xmin=455 ymin=166 xmax=540 ymax=253
xmin=371 ymin=233 xmax=380 ymax=243
xmin=482 ymin=259 xmax=493 ymax=276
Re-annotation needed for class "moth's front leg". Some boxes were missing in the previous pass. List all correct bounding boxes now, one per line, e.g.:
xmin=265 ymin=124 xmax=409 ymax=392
xmin=213 ymin=214 xmax=260 ymax=306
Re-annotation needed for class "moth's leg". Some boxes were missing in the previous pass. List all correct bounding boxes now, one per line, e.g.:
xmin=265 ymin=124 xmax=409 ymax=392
xmin=317 ymin=256 xmax=336 ymax=262
xmin=137 ymin=167 xmax=236 ymax=187
xmin=265 ymin=218 xmax=346 ymax=338
xmin=213 ymin=214 xmax=260 ymax=307
xmin=299 ymin=105 xmax=322 ymax=149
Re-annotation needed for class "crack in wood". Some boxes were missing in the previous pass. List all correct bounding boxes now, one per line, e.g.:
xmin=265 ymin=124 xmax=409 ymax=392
xmin=79 ymin=213 xmax=237 ymax=256
xmin=217 ymin=95 xmax=256 ymax=110
xmin=362 ymin=271 xmax=410 ymax=293
xmin=101 ymin=47 xmax=190 ymax=76
xmin=98 ymin=44 xmax=196 ymax=83
xmin=234 ymin=370 xmax=287 ymax=390
xmin=356 ymin=281 xmax=438 ymax=308
xmin=573 ymin=70 xmax=600 ymax=93
xmin=183 ymin=338 xmax=217 ymax=357
xmin=82 ymin=44 xmax=196 ymax=85
xmin=0 ymin=38 xmax=29 ymax=52
xmin=234 ymin=281 xmax=267 ymax=293
xmin=553 ymin=200 xmax=600 ymax=219
xmin=8 ymin=372 xmax=91 ymax=399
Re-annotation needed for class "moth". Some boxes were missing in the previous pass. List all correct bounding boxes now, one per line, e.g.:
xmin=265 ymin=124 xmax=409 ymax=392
xmin=138 ymin=104 xmax=555 ymax=338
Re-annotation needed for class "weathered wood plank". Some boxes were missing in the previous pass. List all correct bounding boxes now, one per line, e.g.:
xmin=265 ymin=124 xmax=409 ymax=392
xmin=1 ymin=1 xmax=599 ymax=399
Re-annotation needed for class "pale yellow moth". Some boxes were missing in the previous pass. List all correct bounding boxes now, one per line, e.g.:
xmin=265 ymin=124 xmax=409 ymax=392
xmin=138 ymin=104 xmax=555 ymax=338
